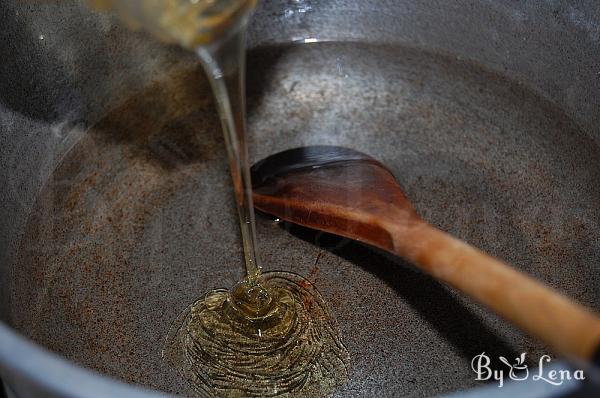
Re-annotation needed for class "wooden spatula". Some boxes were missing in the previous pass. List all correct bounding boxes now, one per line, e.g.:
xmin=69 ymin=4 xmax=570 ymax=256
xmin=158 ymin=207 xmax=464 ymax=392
xmin=251 ymin=145 xmax=600 ymax=361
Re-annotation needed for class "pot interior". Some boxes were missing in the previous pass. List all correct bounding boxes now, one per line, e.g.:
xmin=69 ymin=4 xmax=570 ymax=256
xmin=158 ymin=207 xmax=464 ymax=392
xmin=6 ymin=41 xmax=600 ymax=397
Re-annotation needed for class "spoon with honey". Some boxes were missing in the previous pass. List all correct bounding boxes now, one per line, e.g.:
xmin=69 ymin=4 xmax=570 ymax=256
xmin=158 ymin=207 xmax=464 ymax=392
xmin=251 ymin=145 xmax=600 ymax=362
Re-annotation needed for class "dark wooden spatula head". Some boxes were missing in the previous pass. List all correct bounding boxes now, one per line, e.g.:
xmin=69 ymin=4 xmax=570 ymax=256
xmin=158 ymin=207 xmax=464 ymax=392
xmin=251 ymin=146 xmax=419 ymax=253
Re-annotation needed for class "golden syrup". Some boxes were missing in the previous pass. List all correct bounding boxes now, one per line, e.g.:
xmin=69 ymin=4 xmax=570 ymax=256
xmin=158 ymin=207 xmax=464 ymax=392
xmin=93 ymin=1 xmax=350 ymax=396
xmin=163 ymin=272 xmax=349 ymax=397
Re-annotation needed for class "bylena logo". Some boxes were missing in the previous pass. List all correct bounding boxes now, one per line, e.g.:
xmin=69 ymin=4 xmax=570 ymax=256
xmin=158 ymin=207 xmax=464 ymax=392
xmin=471 ymin=352 xmax=586 ymax=387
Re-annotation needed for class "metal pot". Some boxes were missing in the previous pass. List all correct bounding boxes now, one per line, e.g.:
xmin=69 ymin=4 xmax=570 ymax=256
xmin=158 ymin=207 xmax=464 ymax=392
xmin=1 ymin=1 xmax=599 ymax=397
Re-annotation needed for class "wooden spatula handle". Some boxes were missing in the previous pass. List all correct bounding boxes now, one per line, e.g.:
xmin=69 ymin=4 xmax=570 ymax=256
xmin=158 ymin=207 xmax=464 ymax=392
xmin=392 ymin=222 xmax=600 ymax=361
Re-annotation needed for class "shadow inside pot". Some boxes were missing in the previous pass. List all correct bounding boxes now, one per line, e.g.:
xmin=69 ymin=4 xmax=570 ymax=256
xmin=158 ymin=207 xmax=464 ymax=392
xmin=271 ymin=218 xmax=524 ymax=373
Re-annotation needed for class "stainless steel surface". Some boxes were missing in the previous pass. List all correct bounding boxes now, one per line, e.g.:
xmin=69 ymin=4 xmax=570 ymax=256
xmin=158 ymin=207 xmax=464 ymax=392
xmin=1 ymin=1 xmax=599 ymax=397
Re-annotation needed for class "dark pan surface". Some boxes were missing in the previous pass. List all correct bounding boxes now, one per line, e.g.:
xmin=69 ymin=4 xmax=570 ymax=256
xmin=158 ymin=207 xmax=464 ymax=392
xmin=7 ymin=42 xmax=600 ymax=397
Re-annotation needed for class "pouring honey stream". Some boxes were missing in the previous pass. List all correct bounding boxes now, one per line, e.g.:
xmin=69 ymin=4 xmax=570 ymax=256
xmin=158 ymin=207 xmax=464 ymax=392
xmin=89 ymin=1 xmax=349 ymax=396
